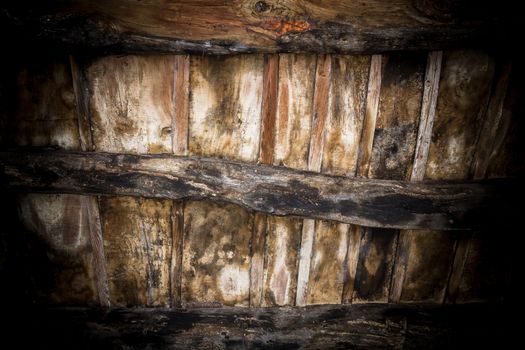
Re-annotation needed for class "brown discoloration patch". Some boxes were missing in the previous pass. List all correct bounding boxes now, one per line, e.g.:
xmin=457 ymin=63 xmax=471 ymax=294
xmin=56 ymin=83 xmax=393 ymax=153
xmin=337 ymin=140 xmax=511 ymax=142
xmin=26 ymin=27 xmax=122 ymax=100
xmin=189 ymin=55 xmax=263 ymax=161
xmin=307 ymin=221 xmax=349 ymax=304
xmin=17 ymin=194 xmax=97 ymax=305
xmin=86 ymin=55 xmax=176 ymax=154
xmin=182 ymin=202 xmax=252 ymax=306
xmin=100 ymin=197 xmax=172 ymax=307
xmin=262 ymin=217 xmax=302 ymax=306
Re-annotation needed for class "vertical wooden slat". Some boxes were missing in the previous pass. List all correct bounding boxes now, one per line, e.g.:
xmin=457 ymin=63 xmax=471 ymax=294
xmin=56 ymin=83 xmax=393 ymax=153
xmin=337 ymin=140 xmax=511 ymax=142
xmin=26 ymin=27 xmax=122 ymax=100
xmin=170 ymin=55 xmax=190 ymax=307
xmin=306 ymin=55 xmax=370 ymax=305
xmin=250 ymin=54 xmax=278 ymax=307
xmin=342 ymin=55 xmax=382 ymax=303
xmin=390 ymin=51 xmax=443 ymax=303
xmin=183 ymin=55 xmax=263 ymax=307
xmin=296 ymin=54 xmax=331 ymax=307
xmin=71 ymin=55 xmax=110 ymax=307
xmin=86 ymin=55 xmax=177 ymax=307
xmin=352 ymin=52 xmax=426 ymax=303
xmin=263 ymin=54 xmax=316 ymax=306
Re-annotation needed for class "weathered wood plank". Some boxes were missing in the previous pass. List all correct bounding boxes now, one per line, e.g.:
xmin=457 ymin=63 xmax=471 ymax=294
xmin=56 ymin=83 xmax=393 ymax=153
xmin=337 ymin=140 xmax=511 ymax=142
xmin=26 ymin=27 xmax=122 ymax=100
xmin=262 ymin=54 xmax=316 ymax=306
xmin=84 ymin=55 xmax=177 ymax=306
xmin=306 ymin=55 xmax=370 ymax=305
xmin=86 ymin=55 xmax=176 ymax=154
xmin=182 ymin=202 xmax=252 ymax=307
xmin=296 ymin=54 xmax=331 ymax=306
xmin=2 ymin=0 xmax=506 ymax=54
xmin=185 ymin=55 xmax=263 ymax=306
xmin=1 ymin=149 xmax=515 ymax=231
xmin=353 ymin=52 xmax=426 ymax=303
xmin=100 ymin=197 xmax=172 ymax=307
xmin=172 ymin=55 xmax=190 ymax=157
xmin=10 ymin=304 xmax=509 ymax=349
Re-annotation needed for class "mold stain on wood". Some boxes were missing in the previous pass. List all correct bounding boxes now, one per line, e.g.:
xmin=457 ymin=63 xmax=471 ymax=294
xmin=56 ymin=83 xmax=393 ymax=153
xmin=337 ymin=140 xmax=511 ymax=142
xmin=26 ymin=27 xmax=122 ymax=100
xmin=352 ymin=52 xmax=426 ymax=303
xmin=100 ymin=197 xmax=172 ymax=307
xmin=184 ymin=55 xmax=263 ymax=306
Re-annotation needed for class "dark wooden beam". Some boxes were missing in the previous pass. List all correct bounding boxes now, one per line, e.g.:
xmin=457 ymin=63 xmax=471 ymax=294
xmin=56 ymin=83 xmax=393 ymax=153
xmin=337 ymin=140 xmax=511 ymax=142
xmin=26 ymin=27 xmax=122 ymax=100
xmin=1 ymin=0 xmax=510 ymax=54
xmin=4 ymin=304 xmax=510 ymax=349
xmin=0 ymin=148 xmax=516 ymax=230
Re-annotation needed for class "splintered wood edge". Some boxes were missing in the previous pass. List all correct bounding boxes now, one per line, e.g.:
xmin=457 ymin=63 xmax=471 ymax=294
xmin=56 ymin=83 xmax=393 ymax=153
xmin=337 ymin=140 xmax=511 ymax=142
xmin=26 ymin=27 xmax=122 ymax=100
xmin=1 ymin=149 xmax=516 ymax=231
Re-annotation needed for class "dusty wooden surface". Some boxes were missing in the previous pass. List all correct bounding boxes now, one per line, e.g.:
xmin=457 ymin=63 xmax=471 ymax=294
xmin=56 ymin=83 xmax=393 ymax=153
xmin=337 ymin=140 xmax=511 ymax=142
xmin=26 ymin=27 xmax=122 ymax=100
xmin=2 ymin=0 xmax=508 ymax=54
xmin=5 ymin=304 xmax=510 ymax=349
xmin=1 ymin=149 xmax=516 ymax=231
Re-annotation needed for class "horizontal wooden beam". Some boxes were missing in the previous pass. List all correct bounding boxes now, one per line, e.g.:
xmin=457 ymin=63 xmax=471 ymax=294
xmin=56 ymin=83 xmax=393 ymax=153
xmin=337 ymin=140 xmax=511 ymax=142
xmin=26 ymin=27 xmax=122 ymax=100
xmin=4 ymin=303 xmax=509 ymax=349
xmin=1 ymin=0 xmax=510 ymax=54
xmin=1 ymin=149 xmax=516 ymax=230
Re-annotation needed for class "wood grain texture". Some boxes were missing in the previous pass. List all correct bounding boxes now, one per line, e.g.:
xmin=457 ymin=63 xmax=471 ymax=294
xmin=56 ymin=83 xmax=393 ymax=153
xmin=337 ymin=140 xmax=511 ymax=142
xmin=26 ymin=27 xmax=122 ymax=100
xmin=306 ymin=55 xmax=370 ymax=305
xmin=352 ymin=52 xmax=426 ymax=303
xmin=100 ymin=197 xmax=172 ymax=307
xmin=296 ymin=55 xmax=331 ymax=306
xmin=84 ymin=55 xmax=177 ymax=306
xmin=262 ymin=54 xmax=316 ymax=306
xmin=86 ymin=55 xmax=176 ymax=154
xmin=2 ymin=149 xmax=514 ymax=231
xmin=173 ymin=55 xmax=190 ymax=156
xmin=185 ymin=55 xmax=263 ymax=306
xmin=2 ymin=0 xmax=505 ymax=54
xmin=11 ymin=304 xmax=510 ymax=350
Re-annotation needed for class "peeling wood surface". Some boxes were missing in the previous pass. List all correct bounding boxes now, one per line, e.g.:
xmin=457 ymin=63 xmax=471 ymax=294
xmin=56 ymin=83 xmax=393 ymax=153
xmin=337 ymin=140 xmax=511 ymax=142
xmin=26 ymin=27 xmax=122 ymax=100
xmin=353 ymin=53 xmax=426 ymax=303
xmin=2 ymin=0 xmax=507 ymax=54
xmin=185 ymin=55 xmax=263 ymax=306
xmin=84 ymin=55 xmax=177 ymax=306
xmin=1 ymin=149 xmax=515 ymax=232
xmin=100 ymin=197 xmax=172 ymax=307
xmin=8 ymin=304 xmax=510 ymax=349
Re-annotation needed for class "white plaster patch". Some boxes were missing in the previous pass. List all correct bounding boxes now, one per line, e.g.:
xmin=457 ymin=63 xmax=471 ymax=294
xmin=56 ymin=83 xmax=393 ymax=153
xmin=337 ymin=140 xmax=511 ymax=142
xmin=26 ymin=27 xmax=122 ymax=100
xmin=217 ymin=265 xmax=250 ymax=302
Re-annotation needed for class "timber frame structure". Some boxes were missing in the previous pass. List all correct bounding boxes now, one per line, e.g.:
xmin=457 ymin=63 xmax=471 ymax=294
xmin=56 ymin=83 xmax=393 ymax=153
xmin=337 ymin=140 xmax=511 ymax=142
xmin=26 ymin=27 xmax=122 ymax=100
xmin=0 ymin=1 xmax=521 ymax=349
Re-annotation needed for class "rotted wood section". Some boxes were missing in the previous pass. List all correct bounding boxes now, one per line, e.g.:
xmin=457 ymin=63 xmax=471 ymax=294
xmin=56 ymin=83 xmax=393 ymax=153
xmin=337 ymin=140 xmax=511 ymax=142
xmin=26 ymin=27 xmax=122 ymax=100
xmin=6 ymin=304 xmax=510 ymax=349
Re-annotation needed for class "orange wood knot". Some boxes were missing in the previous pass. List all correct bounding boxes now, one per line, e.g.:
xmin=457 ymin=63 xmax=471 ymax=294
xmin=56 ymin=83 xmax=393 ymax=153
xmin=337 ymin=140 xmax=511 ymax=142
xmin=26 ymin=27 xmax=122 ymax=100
xmin=261 ymin=17 xmax=312 ymax=36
